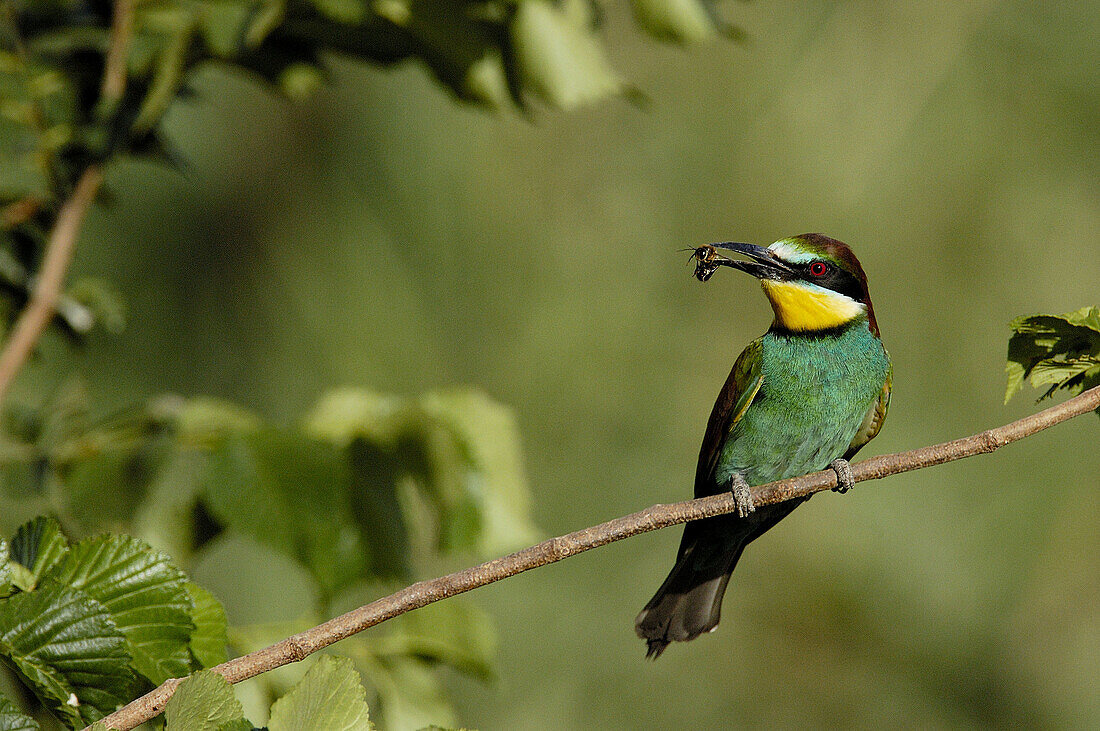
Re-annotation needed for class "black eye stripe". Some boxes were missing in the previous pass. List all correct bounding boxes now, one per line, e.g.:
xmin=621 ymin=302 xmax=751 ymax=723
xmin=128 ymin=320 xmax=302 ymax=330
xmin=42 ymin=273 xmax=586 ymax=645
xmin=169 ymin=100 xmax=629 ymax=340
xmin=799 ymin=261 xmax=863 ymax=300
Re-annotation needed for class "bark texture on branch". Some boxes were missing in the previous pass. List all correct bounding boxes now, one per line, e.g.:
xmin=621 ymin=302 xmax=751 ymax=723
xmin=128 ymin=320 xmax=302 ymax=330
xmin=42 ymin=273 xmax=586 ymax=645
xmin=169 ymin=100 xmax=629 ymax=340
xmin=92 ymin=384 xmax=1100 ymax=731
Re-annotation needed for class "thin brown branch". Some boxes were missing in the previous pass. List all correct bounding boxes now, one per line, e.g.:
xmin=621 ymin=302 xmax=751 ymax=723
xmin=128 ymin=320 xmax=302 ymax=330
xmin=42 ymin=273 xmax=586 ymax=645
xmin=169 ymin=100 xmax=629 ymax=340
xmin=0 ymin=0 xmax=134 ymax=405
xmin=93 ymin=384 xmax=1100 ymax=731
xmin=100 ymin=0 xmax=135 ymax=106
xmin=0 ymin=166 xmax=103 ymax=403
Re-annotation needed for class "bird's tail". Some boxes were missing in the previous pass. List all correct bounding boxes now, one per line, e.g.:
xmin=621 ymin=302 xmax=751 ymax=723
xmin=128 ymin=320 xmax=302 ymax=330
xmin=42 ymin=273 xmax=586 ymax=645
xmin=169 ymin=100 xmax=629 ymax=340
xmin=634 ymin=516 xmax=749 ymax=659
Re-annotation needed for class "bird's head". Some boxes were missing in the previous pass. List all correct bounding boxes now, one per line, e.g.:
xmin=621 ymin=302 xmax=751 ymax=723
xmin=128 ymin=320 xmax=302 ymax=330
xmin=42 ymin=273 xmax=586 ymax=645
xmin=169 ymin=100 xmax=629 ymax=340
xmin=699 ymin=233 xmax=878 ymax=335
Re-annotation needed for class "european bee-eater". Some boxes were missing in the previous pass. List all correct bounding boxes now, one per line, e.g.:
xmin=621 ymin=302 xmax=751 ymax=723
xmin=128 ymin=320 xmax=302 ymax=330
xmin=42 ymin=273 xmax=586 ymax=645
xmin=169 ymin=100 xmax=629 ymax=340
xmin=636 ymin=234 xmax=891 ymax=658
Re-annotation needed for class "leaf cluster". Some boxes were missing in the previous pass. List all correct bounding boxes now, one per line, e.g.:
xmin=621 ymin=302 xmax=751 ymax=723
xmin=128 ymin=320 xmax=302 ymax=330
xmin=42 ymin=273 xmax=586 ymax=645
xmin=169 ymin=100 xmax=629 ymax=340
xmin=1006 ymin=305 xmax=1100 ymax=406
xmin=0 ymin=516 xmax=228 ymax=729
xmin=151 ymin=654 xmax=466 ymax=731
xmin=0 ymin=383 xmax=534 ymax=728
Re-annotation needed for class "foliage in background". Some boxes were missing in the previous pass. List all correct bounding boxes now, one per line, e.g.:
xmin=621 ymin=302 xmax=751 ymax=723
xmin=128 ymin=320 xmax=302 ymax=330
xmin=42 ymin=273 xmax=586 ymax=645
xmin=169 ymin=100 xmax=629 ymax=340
xmin=1 ymin=1 xmax=729 ymax=724
xmin=1006 ymin=306 xmax=1100 ymax=409
xmin=0 ymin=0 xmax=1095 ymax=729
xmin=0 ymin=384 xmax=529 ymax=728
xmin=1 ymin=0 xmax=738 ymax=342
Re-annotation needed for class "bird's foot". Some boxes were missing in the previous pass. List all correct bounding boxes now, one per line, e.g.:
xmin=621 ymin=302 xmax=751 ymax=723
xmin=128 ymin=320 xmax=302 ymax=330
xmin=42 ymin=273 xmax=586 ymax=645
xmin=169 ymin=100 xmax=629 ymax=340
xmin=730 ymin=473 xmax=755 ymax=518
xmin=830 ymin=458 xmax=855 ymax=493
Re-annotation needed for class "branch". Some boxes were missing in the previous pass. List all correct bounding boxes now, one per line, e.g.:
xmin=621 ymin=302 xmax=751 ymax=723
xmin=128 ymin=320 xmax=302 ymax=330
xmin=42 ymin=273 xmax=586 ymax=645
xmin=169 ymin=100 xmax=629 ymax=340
xmin=100 ymin=0 xmax=135 ymax=106
xmin=0 ymin=166 xmax=102 ymax=403
xmin=93 ymin=383 xmax=1100 ymax=731
xmin=0 ymin=0 xmax=133 ymax=404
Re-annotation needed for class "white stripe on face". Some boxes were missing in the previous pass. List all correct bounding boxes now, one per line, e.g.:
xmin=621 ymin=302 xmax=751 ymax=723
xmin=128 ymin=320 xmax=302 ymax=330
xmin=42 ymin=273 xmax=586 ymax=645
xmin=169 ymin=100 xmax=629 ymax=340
xmin=768 ymin=240 xmax=818 ymax=264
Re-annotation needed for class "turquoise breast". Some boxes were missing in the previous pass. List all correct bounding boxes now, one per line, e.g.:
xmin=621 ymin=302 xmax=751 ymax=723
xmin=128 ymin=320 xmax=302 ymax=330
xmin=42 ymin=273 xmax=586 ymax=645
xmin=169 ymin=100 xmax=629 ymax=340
xmin=715 ymin=321 xmax=890 ymax=487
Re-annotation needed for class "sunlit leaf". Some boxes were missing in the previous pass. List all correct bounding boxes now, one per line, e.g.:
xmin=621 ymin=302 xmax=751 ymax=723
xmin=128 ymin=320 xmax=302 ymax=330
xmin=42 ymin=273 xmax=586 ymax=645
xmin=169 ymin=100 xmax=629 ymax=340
xmin=631 ymin=0 xmax=719 ymax=43
xmin=1006 ymin=306 xmax=1100 ymax=404
xmin=267 ymin=655 xmax=373 ymax=731
xmin=419 ymin=389 xmax=538 ymax=556
xmin=164 ymin=670 xmax=248 ymax=731
xmin=0 ymin=540 xmax=10 ymax=598
xmin=510 ymin=0 xmax=625 ymax=109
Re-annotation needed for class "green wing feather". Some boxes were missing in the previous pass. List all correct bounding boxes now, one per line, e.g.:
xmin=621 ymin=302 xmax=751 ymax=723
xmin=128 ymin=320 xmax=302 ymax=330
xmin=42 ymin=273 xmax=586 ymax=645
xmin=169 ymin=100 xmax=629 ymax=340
xmin=845 ymin=359 xmax=892 ymax=459
xmin=694 ymin=338 xmax=764 ymax=497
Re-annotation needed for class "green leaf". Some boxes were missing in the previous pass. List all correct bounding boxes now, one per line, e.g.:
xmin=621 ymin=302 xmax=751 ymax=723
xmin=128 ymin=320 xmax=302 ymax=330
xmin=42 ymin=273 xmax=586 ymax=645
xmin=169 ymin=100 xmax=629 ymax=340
xmin=131 ymin=449 xmax=207 ymax=564
xmin=268 ymin=655 xmax=373 ymax=731
xmin=185 ymin=582 xmax=229 ymax=669
xmin=169 ymin=397 xmax=263 ymax=447
xmin=0 ymin=540 xmax=11 ymax=598
xmin=510 ymin=0 xmax=625 ymax=109
xmin=1006 ymin=306 xmax=1100 ymax=403
xmin=376 ymin=599 xmax=496 ymax=681
xmin=65 ymin=277 xmax=127 ymax=334
xmin=0 ymin=689 xmax=38 ymax=731
xmin=164 ymin=671 xmax=247 ymax=731
xmin=368 ymin=655 xmax=457 ymax=731
xmin=306 ymin=387 xmax=537 ymax=562
xmin=419 ymin=389 xmax=538 ymax=556
xmin=49 ymin=535 xmax=194 ymax=684
xmin=630 ymin=0 xmax=719 ymax=43
xmin=0 ymin=582 xmax=136 ymax=726
xmin=8 ymin=517 xmax=68 ymax=591
xmin=199 ymin=428 xmax=365 ymax=598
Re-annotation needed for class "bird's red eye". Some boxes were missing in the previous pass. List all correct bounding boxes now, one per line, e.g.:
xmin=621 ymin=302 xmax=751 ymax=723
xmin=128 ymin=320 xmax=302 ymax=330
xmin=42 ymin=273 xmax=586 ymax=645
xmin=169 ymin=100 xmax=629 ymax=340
xmin=810 ymin=261 xmax=828 ymax=277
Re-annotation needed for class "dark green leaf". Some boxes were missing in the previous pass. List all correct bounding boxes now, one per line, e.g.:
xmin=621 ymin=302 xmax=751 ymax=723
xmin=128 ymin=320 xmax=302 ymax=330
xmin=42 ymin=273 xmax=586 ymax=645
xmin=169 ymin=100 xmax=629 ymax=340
xmin=0 ymin=582 xmax=136 ymax=726
xmin=0 ymin=689 xmax=38 ymax=731
xmin=346 ymin=438 xmax=412 ymax=579
xmin=8 ymin=517 xmax=68 ymax=591
xmin=1006 ymin=306 xmax=1100 ymax=403
xmin=267 ymin=655 xmax=373 ymax=731
xmin=185 ymin=582 xmax=228 ymax=669
xmin=49 ymin=535 xmax=194 ymax=684
xmin=164 ymin=670 xmax=247 ymax=731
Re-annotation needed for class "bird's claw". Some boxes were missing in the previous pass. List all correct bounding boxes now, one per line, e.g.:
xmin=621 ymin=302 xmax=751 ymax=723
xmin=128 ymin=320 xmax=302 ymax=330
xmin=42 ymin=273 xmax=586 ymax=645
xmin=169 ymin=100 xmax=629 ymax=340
xmin=830 ymin=458 xmax=854 ymax=493
xmin=730 ymin=473 xmax=755 ymax=517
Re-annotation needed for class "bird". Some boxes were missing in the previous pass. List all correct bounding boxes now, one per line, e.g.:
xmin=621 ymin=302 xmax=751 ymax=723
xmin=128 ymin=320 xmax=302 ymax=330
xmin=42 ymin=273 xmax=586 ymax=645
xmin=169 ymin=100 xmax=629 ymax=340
xmin=636 ymin=233 xmax=892 ymax=658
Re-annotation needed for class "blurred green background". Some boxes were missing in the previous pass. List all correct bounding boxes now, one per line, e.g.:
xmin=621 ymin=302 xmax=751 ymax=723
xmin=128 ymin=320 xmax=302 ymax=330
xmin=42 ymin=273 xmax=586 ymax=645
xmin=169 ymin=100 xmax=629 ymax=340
xmin=14 ymin=0 xmax=1100 ymax=727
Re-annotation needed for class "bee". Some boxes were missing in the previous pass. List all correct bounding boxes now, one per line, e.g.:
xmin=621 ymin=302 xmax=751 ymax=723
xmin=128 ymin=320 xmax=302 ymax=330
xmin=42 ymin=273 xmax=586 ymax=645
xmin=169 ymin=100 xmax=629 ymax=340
xmin=690 ymin=244 xmax=722 ymax=282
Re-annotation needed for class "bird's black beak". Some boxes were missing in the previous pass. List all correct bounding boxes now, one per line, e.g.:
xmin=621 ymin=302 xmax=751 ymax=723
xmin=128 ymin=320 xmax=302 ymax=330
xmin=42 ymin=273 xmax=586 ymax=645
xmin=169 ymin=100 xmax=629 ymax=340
xmin=697 ymin=242 xmax=793 ymax=281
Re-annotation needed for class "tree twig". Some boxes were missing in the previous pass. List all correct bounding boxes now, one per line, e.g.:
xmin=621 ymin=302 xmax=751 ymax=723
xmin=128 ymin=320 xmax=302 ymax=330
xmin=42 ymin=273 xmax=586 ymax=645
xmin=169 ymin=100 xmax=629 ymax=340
xmin=0 ymin=166 xmax=103 ymax=403
xmin=0 ymin=0 xmax=134 ymax=405
xmin=100 ymin=0 xmax=135 ymax=106
xmin=92 ymin=384 xmax=1100 ymax=731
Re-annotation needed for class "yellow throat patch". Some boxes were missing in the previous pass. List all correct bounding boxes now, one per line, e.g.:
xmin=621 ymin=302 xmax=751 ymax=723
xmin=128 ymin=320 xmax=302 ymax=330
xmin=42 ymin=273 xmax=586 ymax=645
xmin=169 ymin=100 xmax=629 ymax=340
xmin=760 ymin=280 xmax=865 ymax=331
